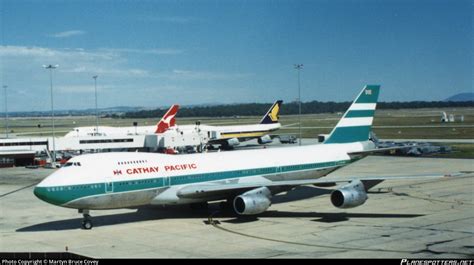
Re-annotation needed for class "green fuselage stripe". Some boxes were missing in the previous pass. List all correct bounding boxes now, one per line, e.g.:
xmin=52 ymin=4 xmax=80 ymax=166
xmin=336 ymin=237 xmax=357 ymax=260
xmin=35 ymin=159 xmax=351 ymax=206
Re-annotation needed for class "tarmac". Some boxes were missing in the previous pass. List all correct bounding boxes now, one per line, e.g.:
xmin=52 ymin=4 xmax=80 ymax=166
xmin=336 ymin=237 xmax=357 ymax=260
xmin=0 ymin=149 xmax=473 ymax=258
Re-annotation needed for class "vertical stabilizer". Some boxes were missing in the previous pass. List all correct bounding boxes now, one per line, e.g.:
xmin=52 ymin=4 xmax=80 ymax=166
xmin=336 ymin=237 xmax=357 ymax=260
xmin=260 ymin=100 xmax=283 ymax=124
xmin=324 ymin=85 xmax=380 ymax=144
xmin=155 ymin=104 xmax=179 ymax=133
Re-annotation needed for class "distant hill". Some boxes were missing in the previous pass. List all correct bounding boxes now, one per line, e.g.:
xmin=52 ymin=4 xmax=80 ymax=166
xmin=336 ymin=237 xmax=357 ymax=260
xmin=444 ymin=93 xmax=474 ymax=102
xmin=8 ymin=106 xmax=147 ymax=118
xmin=122 ymin=101 xmax=474 ymax=119
xmin=8 ymin=100 xmax=474 ymax=118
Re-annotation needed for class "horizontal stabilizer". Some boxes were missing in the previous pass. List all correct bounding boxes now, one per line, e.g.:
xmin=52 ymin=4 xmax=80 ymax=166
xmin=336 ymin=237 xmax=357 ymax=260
xmin=347 ymin=145 xmax=412 ymax=159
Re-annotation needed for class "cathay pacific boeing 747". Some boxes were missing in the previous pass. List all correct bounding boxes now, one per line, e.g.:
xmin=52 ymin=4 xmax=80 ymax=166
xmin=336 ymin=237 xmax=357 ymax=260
xmin=34 ymin=85 xmax=457 ymax=229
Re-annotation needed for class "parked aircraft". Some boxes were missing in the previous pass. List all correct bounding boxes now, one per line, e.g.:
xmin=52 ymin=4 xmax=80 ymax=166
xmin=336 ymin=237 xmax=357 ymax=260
xmin=64 ymin=101 xmax=282 ymax=148
xmin=188 ymin=100 xmax=283 ymax=148
xmin=34 ymin=85 xmax=455 ymax=229
xmin=63 ymin=105 xmax=179 ymax=137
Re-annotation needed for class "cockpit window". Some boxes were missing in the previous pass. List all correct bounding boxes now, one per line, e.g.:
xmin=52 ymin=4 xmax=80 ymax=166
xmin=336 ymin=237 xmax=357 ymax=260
xmin=63 ymin=162 xmax=82 ymax=167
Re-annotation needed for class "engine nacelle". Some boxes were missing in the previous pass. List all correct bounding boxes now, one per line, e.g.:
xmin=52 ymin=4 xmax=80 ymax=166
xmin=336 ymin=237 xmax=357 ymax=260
xmin=227 ymin=138 xmax=240 ymax=146
xmin=330 ymin=179 xmax=368 ymax=209
xmin=257 ymin=135 xmax=272 ymax=144
xmin=233 ymin=187 xmax=272 ymax=215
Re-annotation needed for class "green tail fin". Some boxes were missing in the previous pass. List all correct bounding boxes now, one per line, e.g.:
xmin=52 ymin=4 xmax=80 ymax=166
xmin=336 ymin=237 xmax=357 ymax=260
xmin=324 ymin=85 xmax=380 ymax=144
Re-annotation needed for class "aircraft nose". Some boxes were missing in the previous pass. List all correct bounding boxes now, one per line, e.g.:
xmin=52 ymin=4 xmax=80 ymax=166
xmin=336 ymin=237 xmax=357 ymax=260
xmin=33 ymin=185 xmax=47 ymax=201
xmin=33 ymin=185 xmax=61 ymax=206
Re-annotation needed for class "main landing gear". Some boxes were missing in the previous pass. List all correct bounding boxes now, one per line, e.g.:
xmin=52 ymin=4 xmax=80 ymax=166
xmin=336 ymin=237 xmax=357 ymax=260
xmin=79 ymin=209 xmax=93 ymax=230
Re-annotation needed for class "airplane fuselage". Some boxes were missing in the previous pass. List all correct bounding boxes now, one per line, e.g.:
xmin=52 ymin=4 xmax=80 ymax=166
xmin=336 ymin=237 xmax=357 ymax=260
xmin=178 ymin=123 xmax=281 ymax=142
xmin=64 ymin=125 xmax=158 ymax=137
xmin=34 ymin=141 xmax=373 ymax=210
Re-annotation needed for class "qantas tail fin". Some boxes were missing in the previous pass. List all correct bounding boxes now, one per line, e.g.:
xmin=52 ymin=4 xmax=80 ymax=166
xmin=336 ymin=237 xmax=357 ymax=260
xmin=155 ymin=104 xmax=179 ymax=133
xmin=260 ymin=100 xmax=283 ymax=124
xmin=324 ymin=85 xmax=380 ymax=144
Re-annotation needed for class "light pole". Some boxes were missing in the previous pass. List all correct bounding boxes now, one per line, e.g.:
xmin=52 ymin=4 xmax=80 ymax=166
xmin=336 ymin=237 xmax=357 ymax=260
xmin=93 ymin=75 xmax=99 ymax=135
xmin=294 ymin=64 xmax=303 ymax=146
xmin=43 ymin=64 xmax=59 ymax=165
xmin=3 ymin=85 xmax=8 ymax=138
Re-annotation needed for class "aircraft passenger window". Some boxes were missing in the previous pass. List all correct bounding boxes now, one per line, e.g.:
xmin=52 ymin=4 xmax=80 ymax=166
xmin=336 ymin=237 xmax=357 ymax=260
xmin=64 ymin=163 xmax=73 ymax=167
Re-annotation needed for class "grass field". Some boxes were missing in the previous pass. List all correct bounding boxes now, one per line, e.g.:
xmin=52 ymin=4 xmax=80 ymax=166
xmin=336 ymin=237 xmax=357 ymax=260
xmin=1 ymin=107 xmax=473 ymax=158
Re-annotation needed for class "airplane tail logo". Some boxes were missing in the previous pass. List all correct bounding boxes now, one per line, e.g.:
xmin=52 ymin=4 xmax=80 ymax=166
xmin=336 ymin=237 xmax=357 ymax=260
xmin=155 ymin=104 xmax=179 ymax=133
xmin=324 ymin=85 xmax=380 ymax=144
xmin=260 ymin=100 xmax=283 ymax=124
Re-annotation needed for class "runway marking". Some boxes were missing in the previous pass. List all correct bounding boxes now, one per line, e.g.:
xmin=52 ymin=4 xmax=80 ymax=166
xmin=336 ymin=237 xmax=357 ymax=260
xmin=390 ymin=191 xmax=474 ymax=206
xmin=206 ymin=175 xmax=474 ymax=255
xmin=384 ymin=175 xmax=474 ymax=206
xmin=207 ymin=211 xmax=414 ymax=254
xmin=0 ymin=182 xmax=39 ymax=199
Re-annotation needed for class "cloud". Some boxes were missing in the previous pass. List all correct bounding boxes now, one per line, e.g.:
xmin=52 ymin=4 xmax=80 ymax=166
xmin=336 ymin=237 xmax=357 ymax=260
xmin=169 ymin=69 xmax=253 ymax=80
xmin=0 ymin=45 xmax=254 ymax=111
xmin=63 ymin=66 xmax=150 ymax=77
xmin=57 ymin=84 xmax=114 ymax=93
xmin=0 ymin=45 xmax=58 ymax=57
xmin=0 ymin=46 xmax=151 ymax=77
xmin=101 ymin=48 xmax=184 ymax=55
xmin=0 ymin=45 xmax=116 ymax=60
xmin=49 ymin=30 xmax=86 ymax=38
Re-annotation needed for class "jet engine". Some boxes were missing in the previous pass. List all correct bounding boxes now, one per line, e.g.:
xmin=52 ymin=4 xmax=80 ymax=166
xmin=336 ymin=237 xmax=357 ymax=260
xmin=330 ymin=180 xmax=367 ymax=208
xmin=257 ymin=135 xmax=273 ymax=144
xmin=233 ymin=187 xmax=272 ymax=215
xmin=226 ymin=138 xmax=240 ymax=147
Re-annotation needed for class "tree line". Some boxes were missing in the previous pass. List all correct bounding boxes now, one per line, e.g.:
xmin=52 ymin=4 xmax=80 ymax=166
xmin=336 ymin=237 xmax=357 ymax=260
xmin=116 ymin=101 xmax=474 ymax=119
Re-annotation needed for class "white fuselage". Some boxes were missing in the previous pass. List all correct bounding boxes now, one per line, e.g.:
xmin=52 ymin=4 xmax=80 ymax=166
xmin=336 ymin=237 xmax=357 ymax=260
xmin=34 ymin=141 xmax=373 ymax=210
xmin=63 ymin=122 xmax=280 ymax=142
xmin=176 ymin=123 xmax=281 ymax=141
xmin=64 ymin=126 xmax=158 ymax=137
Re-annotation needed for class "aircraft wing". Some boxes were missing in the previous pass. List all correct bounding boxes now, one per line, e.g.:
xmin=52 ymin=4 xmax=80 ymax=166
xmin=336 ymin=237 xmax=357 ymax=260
xmin=176 ymin=172 xmax=467 ymax=199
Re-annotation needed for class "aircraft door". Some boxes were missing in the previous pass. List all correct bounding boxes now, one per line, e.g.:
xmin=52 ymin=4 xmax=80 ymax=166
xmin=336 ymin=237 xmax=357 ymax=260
xmin=163 ymin=176 xmax=171 ymax=187
xmin=105 ymin=176 xmax=114 ymax=193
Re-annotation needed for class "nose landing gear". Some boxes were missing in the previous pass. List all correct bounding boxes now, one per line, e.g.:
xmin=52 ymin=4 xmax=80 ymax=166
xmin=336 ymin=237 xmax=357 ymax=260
xmin=79 ymin=209 xmax=93 ymax=230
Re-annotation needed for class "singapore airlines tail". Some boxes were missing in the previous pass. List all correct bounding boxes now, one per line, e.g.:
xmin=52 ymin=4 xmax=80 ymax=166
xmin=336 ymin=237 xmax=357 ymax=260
xmin=259 ymin=100 xmax=283 ymax=124
xmin=324 ymin=85 xmax=380 ymax=144
xmin=155 ymin=104 xmax=180 ymax=133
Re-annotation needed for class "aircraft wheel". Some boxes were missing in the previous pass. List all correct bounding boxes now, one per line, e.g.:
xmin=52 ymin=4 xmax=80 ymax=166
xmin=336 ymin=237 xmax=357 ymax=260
xmin=82 ymin=220 xmax=93 ymax=230
xmin=82 ymin=213 xmax=93 ymax=230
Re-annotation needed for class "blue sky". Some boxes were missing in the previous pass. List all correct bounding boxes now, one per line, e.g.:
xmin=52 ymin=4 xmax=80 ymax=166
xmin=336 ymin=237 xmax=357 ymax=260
xmin=1 ymin=0 xmax=472 ymax=112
